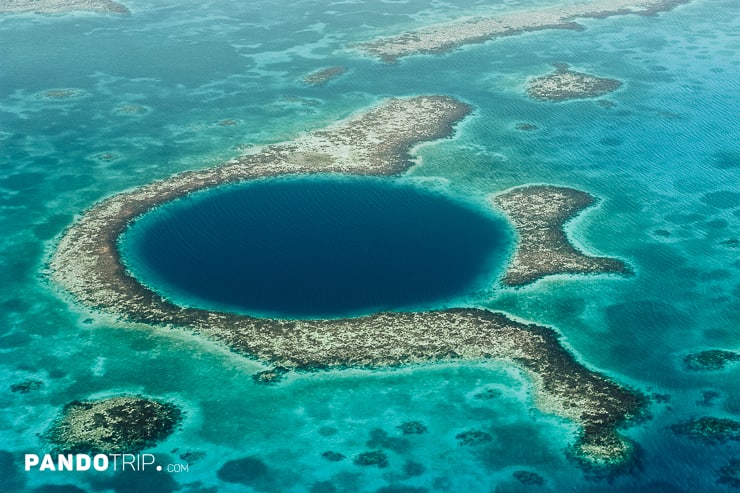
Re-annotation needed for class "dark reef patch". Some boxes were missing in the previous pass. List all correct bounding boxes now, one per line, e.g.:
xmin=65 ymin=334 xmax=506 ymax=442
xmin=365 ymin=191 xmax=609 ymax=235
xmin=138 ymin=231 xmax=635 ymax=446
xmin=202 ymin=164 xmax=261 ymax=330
xmin=596 ymin=99 xmax=616 ymax=108
xmin=718 ymin=459 xmax=740 ymax=488
xmin=683 ymin=350 xmax=740 ymax=371
xmin=46 ymin=396 xmax=182 ymax=454
xmin=319 ymin=426 xmax=338 ymax=436
xmin=217 ymin=456 xmax=273 ymax=490
xmin=375 ymin=486 xmax=428 ymax=493
xmin=252 ymin=366 xmax=290 ymax=385
xmin=397 ymin=421 xmax=427 ymax=435
xmin=456 ymin=429 xmax=493 ymax=446
xmin=179 ymin=450 xmax=206 ymax=463
xmin=712 ymin=150 xmax=740 ymax=169
xmin=701 ymin=191 xmax=740 ymax=209
xmin=367 ymin=428 xmax=409 ymax=452
xmin=10 ymin=379 xmax=42 ymax=394
xmin=321 ymin=451 xmax=346 ymax=462
xmin=403 ymin=460 xmax=426 ymax=477
xmin=599 ymin=137 xmax=623 ymax=147
xmin=513 ymin=470 xmax=545 ymax=486
xmin=0 ymin=451 xmax=26 ymax=492
xmin=473 ymin=388 xmax=502 ymax=400
xmin=354 ymin=450 xmax=389 ymax=468
xmin=671 ymin=417 xmax=740 ymax=445
xmin=697 ymin=390 xmax=721 ymax=407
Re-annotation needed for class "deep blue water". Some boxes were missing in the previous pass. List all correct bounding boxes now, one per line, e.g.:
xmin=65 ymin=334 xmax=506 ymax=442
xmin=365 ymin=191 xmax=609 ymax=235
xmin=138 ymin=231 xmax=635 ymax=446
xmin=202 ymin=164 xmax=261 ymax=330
xmin=121 ymin=176 xmax=511 ymax=318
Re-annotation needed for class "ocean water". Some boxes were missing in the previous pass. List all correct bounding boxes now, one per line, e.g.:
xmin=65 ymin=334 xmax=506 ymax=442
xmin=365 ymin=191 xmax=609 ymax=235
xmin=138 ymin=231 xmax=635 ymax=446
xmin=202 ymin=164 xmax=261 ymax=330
xmin=1 ymin=0 xmax=738 ymax=492
xmin=119 ymin=175 xmax=512 ymax=319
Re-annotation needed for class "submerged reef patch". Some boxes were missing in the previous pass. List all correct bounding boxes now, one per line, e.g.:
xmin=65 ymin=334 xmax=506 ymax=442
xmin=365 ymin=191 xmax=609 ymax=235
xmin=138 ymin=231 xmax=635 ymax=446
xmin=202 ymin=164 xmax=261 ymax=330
xmin=512 ymin=470 xmax=545 ymax=486
xmin=493 ymin=185 xmax=629 ymax=286
xmin=526 ymin=64 xmax=622 ymax=102
xmin=113 ymin=104 xmax=150 ymax=116
xmin=217 ymin=456 xmax=273 ymax=489
xmin=456 ymin=430 xmax=492 ymax=446
xmin=45 ymin=396 xmax=182 ymax=454
xmin=49 ymin=96 xmax=642 ymax=467
xmin=321 ymin=451 xmax=346 ymax=462
xmin=10 ymin=379 xmax=42 ymax=394
xmin=515 ymin=122 xmax=538 ymax=131
xmin=473 ymin=388 xmax=502 ymax=400
xmin=37 ymin=89 xmax=86 ymax=100
xmin=354 ymin=450 xmax=389 ymax=468
xmin=671 ymin=417 xmax=740 ymax=445
xmin=398 ymin=421 xmax=427 ymax=435
xmin=353 ymin=0 xmax=690 ymax=62
xmin=718 ymin=459 xmax=740 ymax=488
xmin=683 ymin=350 xmax=740 ymax=371
xmin=252 ymin=366 xmax=290 ymax=385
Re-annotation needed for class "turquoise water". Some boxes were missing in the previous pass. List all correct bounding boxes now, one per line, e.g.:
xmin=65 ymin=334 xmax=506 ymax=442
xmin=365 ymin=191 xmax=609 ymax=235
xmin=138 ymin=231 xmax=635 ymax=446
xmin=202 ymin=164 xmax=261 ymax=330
xmin=119 ymin=175 xmax=511 ymax=319
xmin=1 ymin=0 xmax=738 ymax=491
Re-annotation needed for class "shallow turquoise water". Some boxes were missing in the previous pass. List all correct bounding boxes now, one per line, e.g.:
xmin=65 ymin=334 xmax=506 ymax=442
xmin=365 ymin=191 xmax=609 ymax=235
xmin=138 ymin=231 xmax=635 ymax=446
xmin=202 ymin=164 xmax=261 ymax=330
xmin=1 ymin=0 xmax=738 ymax=491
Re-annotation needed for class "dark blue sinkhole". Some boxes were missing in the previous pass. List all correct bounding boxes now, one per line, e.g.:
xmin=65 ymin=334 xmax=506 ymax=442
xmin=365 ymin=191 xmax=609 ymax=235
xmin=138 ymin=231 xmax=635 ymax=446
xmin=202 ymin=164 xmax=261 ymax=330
xmin=119 ymin=175 xmax=512 ymax=319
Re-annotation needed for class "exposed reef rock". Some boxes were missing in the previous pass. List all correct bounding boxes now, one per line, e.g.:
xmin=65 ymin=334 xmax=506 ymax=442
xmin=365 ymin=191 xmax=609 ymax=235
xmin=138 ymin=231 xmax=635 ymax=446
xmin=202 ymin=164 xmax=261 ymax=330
xmin=353 ymin=0 xmax=690 ymax=62
xmin=671 ymin=417 xmax=740 ymax=445
xmin=493 ymin=185 xmax=629 ymax=286
xmin=1 ymin=0 xmax=130 ymax=15
xmin=302 ymin=66 xmax=348 ymax=86
xmin=49 ymin=96 xmax=642 ymax=467
xmin=46 ymin=396 xmax=182 ymax=454
xmin=683 ymin=349 xmax=740 ymax=371
xmin=526 ymin=63 xmax=622 ymax=101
